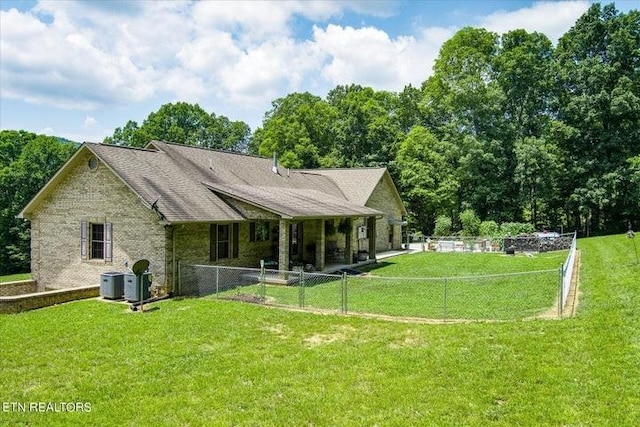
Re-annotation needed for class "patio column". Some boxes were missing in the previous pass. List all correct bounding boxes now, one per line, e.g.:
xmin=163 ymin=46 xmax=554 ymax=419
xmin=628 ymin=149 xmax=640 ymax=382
xmin=278 ymin=219 xmax=289 ymax=271
xmin=367 ymin=216 xmax=377 ymax=259
xmin=344 ymin=218 xmax=353 ymax=264
xmin=315 ymin=219 xmax=325 ymax=271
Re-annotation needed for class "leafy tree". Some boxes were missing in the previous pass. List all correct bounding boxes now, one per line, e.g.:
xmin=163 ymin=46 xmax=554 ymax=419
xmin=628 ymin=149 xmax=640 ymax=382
xmin=395 ymin=126 xmax=458 ymax=233
xmin=554 ymin=3 xmax=640 ymax=233
xmin=251 ymin=92 xmax=337 ymax=168
xmin=514 ymin=136 xmax=561 ymax=227
xmin=421 ymin=27 xmax=518 ymax=222
xmin=105 ymin=102 xmax=251 ymax=151
xmin=327 ymin=85 xmax=402 ymax=167
xmin=493 ymin=29 xmax=554 ymax=139
xmin=0 ymin=131 xmax=77 ymax=274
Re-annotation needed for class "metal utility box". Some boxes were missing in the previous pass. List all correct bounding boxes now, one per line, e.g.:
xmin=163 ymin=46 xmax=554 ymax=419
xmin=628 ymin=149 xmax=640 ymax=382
xmin=100 ymin=272 xmax=125 ymax=299
xmin=124 ymin=273 xmax=151 ymax=302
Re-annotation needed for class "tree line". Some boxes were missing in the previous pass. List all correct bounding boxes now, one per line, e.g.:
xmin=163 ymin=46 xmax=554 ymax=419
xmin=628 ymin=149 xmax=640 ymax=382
xmin=1 ymin=3 xmax=638 ymax=274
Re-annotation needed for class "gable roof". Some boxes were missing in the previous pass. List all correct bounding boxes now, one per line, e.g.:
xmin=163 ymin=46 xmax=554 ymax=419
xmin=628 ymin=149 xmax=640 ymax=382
xmin=302 ymin=168 xmax=408 ymax=216
xmin=20 ymin=140 xmax=404 ymax=223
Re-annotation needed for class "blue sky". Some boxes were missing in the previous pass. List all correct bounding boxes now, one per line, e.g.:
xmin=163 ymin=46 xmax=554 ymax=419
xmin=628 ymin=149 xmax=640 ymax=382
xmin=0 ymin=0 xmax=637 ymax=142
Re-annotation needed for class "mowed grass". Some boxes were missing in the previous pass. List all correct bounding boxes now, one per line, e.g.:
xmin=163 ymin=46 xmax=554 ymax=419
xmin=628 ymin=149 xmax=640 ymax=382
xmin=0 ymin=273 xmax=31 ymax=283
xmin=1 ymin=235 xmax=639 ymax=426
xmin=221 ymin=251 xmax=566 ymax=320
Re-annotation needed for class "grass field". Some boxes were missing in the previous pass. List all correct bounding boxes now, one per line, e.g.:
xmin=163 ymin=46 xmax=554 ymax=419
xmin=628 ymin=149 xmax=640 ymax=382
xmin=217 ymin=251 xmax=566 ymax=320
xmin=1 ymin=235 xmax=639 ymax=426
xmin=0 ymin=273 xmax=31 ymax=283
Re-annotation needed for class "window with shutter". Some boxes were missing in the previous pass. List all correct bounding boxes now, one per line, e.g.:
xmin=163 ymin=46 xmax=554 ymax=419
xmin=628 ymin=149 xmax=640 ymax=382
xmin=81 ymin=221 xmax=112 ymax=262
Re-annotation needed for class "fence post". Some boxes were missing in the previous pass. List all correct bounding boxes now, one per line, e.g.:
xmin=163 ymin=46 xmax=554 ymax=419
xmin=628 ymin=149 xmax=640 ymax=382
xmin=298 ymin=271 xmax=305 ymax=308
xmin=176 ymin=259 xmax=181 ymax=296
xmin=443 ymin=278 xmax=448 ymax=321
xmin=341 ymin=272 xmax=348 ymax=313
xmin=558 ymin=264 xmax=564 ymax=318
xmin=215 ymin=266 xmax=219 ymax=298
xmin=260 ymin=260 xmax=266 ymax=303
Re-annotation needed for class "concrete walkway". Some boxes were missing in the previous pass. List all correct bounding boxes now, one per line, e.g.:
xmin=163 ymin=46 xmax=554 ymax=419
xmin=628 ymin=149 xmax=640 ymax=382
xmin=376 ymin=243 xmax=425 ymax=260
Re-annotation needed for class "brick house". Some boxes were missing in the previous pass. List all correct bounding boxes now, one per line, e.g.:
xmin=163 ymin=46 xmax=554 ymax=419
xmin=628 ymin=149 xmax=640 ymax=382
xmin=18 ymin=141 xmax=407 ymax=292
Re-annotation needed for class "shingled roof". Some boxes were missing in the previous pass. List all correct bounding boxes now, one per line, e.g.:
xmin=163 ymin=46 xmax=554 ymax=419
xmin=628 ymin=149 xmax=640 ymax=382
xmin=21 ymin=141 xmax=395 ymax=223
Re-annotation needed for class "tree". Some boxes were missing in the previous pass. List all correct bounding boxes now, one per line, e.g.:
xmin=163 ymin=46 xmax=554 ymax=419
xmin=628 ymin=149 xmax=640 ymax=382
xmin=554 ymin=4 xmax=640 ymax=233
xmin=421 ymin=27 xmax=518 ymax=222
xmin=0 ymin=131 xmax=77 ymax=274
xmin=493 ymin=29 xmax=554 ymax=139
xmin=514 ymin=136 xmax=561 ymax=227
xmin=251 ymin=92 xmax=337 ymax=168
xmin=327 ymin=85 xmax=402 ymax=167
xmin=395 ymin=126 xmax=458 ymax=233
xmin=105 ymin=102 xmax=251 ymax=151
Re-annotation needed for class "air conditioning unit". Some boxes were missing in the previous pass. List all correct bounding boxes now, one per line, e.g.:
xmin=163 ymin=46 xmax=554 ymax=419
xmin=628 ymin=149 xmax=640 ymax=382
xmin=357 ymin=226 xmax=368 ymax=239
xmin=100 ymin=272 xmax=124 ymax=299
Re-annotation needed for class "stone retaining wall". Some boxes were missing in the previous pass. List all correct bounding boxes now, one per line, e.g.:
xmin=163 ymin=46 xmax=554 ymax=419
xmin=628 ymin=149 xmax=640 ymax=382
xmin=0 ymin=285 xmax=99 ymax=314
xmin=0 ymin=280 xmax=37 ymax=297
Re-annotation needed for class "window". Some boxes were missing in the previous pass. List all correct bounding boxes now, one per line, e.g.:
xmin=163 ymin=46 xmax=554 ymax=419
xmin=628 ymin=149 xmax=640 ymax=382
xmin=218 ymin=224 xmax=230 ymax=259
xmin=250 ymin=221 xmax=270 ymax=242
xmin=92 ymin=224 xmax=104 ymax=259
xmin=210 ymin=223 xmax=239 ymax=261
xmin=81 ymin=221 xmax=112 ymax=262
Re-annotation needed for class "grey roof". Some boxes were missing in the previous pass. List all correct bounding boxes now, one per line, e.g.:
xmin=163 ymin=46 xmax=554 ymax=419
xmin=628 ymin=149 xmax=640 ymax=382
xmin=299 ymin=168 xmax=387 ymax=206
xmin=23 ymin=140 xmax=399 ymax=223
xmin=205 ymin=182 xmax=381 ymax=219
xmin=86 ymin=143 xmax=244 ymax=223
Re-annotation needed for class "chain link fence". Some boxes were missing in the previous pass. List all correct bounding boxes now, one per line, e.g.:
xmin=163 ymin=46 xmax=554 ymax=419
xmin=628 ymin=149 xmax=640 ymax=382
xmin=178 ymin=263 xmax=566 ymax=321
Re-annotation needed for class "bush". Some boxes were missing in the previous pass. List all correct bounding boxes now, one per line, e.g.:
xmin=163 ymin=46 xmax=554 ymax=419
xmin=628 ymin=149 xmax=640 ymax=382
xmin=479 ymin=220 xmax=499 ymax=237
xmin=434 ymin=215 xmax=452 ymax=237
xmin=460 ymin=209 xmax=480 ymax=236
xmin=499 ymin=222 xmax=535 ymax=237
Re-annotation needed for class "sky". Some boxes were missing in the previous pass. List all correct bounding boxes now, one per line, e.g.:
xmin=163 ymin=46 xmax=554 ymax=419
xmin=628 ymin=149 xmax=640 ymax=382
xmin=0 ymin=0 xmax=637 ymax=143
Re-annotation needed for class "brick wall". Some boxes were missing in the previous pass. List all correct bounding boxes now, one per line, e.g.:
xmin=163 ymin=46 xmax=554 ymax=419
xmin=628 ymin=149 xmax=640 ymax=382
xmin=28 ymin=151 xmax=167 ymax=290
xmin=365 ymin=173 xmax=406 ymax=251
xmin=175 ymin=221 xmax=276 ymax=270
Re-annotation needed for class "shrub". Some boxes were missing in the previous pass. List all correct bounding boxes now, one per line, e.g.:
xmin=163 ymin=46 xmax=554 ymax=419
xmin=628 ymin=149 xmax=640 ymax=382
xmin=460 ymin=209 xmax=481 ymax=237
xmin=479 ymin=220 xmax=499 ymax=237
xmin=434 ymin=215 xmax=452 ymax=237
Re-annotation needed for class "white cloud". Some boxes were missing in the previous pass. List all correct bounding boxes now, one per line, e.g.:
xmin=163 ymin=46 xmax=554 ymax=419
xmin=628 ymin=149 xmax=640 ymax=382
xmin=83 ymin=116 xmax=97 ymax=128
xmin=312 ymin=24 xmax=453 ymax=90
xmin=0 ymin=6 xmax=156 ymax=110
xmin=0 ymin=0 xmax=593 ymax=137
xmin=39 ymin=126 xmax=55 ymax=136
xmin=479 ymin=1 xmax=590 ymax=43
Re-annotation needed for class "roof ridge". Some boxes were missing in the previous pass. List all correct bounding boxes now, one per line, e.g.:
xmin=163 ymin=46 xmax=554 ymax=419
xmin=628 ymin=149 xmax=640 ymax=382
xmin=150 ymin=140 xmax=270 ymax=160
xmin=85 ymin=141 xmax=159 ymax=153
xmin=297 ymin=166 xmax=387 ymax=172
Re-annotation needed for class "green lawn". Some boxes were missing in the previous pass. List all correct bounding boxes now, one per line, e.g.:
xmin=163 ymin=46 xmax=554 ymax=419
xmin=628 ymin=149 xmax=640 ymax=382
xmin=1 ymin=235 xmax=639 ymax=426
xmin=219 ymin=251 xmax=565 ymax=320
xmin=0 ymin=273 xmax=31 ymax=283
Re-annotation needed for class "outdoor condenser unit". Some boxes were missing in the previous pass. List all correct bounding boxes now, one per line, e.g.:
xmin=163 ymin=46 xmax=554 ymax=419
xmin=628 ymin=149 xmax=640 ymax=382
xmin=100 ymin=272 xmax=125 ymax=299
xmin=124 ymin=273 xmax=151 ymax=302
